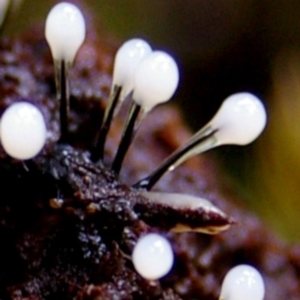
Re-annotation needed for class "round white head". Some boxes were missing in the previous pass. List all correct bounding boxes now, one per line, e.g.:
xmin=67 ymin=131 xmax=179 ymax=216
xmin=45 ymin=2 xmax=86 ymax=63
xmin=112 ymin=38 xmax=152 ymax=101
xmin=209 ymin=92 xmax=267 ymax=145
xmin=132 ymin=51 xmax=179 ymax=111
xmin=219 ymin=265 xmax=265 ymax=300
xmin=132 ymin=233 xmax=174 ymax=280
xmin=0 ymin=102 xmax=47 ymax=160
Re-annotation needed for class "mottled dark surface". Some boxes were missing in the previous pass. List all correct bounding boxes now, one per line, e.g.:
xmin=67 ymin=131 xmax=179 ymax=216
xmin=0 ymin=24 xmax=299 ymax=300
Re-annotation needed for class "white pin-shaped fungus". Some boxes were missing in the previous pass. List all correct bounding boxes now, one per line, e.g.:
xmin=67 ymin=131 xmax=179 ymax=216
xmin=208 ymin=92 xmax=267 ymax=146
xmin=45 ymin=2 xmax=86 ymax=142
xmin=134 ymin=92 xmax=266 ymax=190
xmin=132 ymin=233 xmax=174 ymax=280
xmin=113 ymin=38 xmax=152 ymax=103
xmin=132 ymin=50 xmax=179 ymax=112
xmin=219 ymin=265 xmax=265 ymax=300
xmin=92 ymin=38 xmax=152 ymax=161
xmin=0 ymin=102 xmax=47 ymax=160
xmin=112 ymin=51 xmax=179 ymax=175
xmin=168 ymin=92 xmax=267 ymax=169
xmin=45 ymin=2 xmax=85 ymax=64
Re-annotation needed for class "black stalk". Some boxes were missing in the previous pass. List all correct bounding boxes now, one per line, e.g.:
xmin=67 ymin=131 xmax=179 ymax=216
xmin=92 ymin=85 xmax=122 ymax=162
xmin=133 ymin=129 xmax=217 ymax=190
xmin=112 ymin=102 xmax=141 ymax=175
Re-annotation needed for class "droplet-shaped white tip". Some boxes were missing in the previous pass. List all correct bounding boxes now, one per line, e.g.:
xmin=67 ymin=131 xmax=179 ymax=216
xmin=0 ymin=102 xmax=47 ymax=160
xmin=132 ymin=51 xmax=179 ymax=111
xmin=219 ymin=265 xmax=265 ymax=300
xmin=210 ymin=92 xmax=267 ymax=145
xmin=112 ymin=38 xmax=152 ymax=102
xmin=132 ymin=233 xmax=174 ymax=280
xmin=45 ymin=2 xmax=86 ymax=63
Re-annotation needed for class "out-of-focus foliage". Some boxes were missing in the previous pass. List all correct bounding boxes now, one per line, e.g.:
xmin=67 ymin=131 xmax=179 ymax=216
xmin=254 ymin=51 xmax=300 ymax=241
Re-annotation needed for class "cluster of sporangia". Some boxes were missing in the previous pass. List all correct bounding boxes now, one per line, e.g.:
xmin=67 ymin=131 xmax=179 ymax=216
xmin=0 ymin=2 xmax=267 ymax=300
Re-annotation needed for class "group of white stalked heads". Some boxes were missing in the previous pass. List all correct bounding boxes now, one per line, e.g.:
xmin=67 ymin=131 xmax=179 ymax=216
xmin=0 ymin=2 xmax=267 ymax=299
xmin=133 ymin=233 xmax=265 ymax=300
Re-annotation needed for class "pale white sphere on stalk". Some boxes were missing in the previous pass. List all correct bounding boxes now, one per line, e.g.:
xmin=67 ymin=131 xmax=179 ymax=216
xmin=210 ymin=92 xmax=267 ymax=146
xmin=112 ymin=38 xmax=152 ymax=102
xmin=45 ymin=2 xmax=86 ymax=64
xmin=219 ymin=265 xmax=265 ymax=300
xmin=132 ymin=233 xmax=174 ymax=280
xmin=133 ymin=51 xmax=179 ymax=112
xmin=0 ymin=102 xmax=47 ymax=160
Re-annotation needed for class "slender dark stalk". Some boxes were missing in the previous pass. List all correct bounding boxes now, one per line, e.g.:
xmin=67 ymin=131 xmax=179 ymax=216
xmin=112 ymin=102 xmax=141 ymax=175
xmin=92 ymin=85 xmax=122 ymax=162
xmin=133 ymin=129 xmax=217 ymax=190
xmin=58 ymin=60 xmax=69 ymax=143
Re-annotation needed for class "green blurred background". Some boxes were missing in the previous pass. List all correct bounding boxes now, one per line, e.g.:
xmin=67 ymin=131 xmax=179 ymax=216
xmin=6 ymin=0 xmax=300 ymax=241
